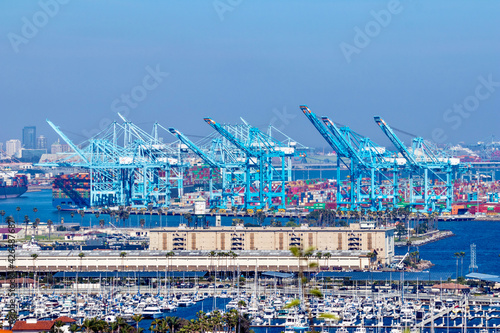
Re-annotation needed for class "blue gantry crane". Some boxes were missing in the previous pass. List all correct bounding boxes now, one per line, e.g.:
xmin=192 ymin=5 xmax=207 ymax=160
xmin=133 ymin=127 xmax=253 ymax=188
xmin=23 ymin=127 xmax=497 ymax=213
xmin=44 ymin=118 xmax=185 ymax=209
xmin=301 ymin=105 xmax=404 ymax=211
xmin=374 ymin=116 xmax=465 ymax=211
xmin=204 ymin=117 xmax=291 ymax=211
xmin=168 ymin=127 xmax=248 ymax=209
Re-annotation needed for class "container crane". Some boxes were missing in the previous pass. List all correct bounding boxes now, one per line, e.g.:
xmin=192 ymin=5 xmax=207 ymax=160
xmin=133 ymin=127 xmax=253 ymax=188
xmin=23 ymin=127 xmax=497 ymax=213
xmin=374 ymin=116 xmax=462 ymax=211
xmin=168 ymin=127 xmax=246 ymax=209
xmin=204 ymin=117 xmax=287 ymax=211
xmin=43 ymin=118 xmax=179 ymax=209
xmin=322 ymin=116 xmax=402 ymax=210
xmin=300 ymin=105 xmax=353 ymax=207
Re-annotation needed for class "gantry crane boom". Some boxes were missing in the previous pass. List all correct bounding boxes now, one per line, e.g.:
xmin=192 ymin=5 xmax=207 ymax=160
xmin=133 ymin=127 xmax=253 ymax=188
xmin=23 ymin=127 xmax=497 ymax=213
xmin=46 ymin=119 xmax=89 ymax=164
xmin=300 ymin=105 xmax=349 ymax=157
xmin=321 ymin=117 xmax=368 ymax=167
xmin=204 ymin=118 xmax=256 ymax=157
xmin=168 ymin=128 xmax=222 ymax=169
xmin=374 ymin=116 xmax=419 ymax=168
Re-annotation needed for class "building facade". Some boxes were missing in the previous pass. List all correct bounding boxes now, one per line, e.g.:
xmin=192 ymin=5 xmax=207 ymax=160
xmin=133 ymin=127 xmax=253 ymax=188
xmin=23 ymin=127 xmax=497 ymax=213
xmin=6 ymin=139 xmax=21 ymax=157
xmin=149 ymin=224 xmax=394 ymax=266
xmin=1 ymin=249 xmax=371 ymax=272
xmin=22 ymin=126 xmax=36 ymax=149
xmin=37 ymin=135 xmax=47 ymax=149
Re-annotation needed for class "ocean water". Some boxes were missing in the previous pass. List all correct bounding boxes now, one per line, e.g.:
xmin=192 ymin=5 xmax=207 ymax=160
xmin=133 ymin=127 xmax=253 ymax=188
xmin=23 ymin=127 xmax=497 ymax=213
xmin=2 ymin=190 xmax=500 ymax=276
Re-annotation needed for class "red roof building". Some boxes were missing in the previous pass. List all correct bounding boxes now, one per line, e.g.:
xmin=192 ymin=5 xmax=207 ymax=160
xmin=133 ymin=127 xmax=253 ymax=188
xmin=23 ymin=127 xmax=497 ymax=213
xmin=12 ymin=319 xmax=55 ymax=332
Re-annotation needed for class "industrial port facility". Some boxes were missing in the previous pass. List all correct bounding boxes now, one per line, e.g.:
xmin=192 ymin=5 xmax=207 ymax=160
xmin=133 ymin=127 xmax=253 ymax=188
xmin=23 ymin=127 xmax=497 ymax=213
xmin=39 ymin=106 xmax=473 ymax=214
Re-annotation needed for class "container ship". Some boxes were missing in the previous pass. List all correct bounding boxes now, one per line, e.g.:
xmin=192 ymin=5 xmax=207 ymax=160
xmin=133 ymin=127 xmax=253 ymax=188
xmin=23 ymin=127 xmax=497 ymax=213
xmin=52 ymin=165 xmax=222 ymax=210
xmin=0 ymin=174 xmax=28 ymax=199
xmin=52 ymin=173 xmax=91 ymax=210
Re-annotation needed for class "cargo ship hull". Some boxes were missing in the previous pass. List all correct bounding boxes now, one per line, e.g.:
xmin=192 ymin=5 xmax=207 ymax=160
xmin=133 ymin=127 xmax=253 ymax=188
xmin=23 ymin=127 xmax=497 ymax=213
xmin=0 ymin=174 xmax=28 ymax=199
xmin=0 ymin=185 xmax=28 ymax=199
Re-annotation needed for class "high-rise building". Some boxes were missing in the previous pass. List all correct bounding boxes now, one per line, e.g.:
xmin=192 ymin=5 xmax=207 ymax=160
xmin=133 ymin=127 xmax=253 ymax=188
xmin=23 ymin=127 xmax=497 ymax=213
xmin=50 ymin=139 xmax=72 ymax=154
xmin=37 ymin=135 xmax=47 ymax=150
xmin=22 ymin=126 xmax=36 ymax=149
xmin=6 ymin=139 xmax=21 ymax=157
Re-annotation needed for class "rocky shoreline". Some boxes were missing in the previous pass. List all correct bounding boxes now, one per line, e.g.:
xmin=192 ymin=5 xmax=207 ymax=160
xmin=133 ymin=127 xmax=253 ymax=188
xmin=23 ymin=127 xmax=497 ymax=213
xmin=394 ymin=230 xmax=454 ymax=247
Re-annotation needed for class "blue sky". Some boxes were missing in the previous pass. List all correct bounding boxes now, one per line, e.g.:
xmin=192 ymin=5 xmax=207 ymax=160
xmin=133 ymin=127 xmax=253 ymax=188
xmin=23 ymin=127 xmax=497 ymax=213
xmin=1 ymin=0 xmax=499 ymax=150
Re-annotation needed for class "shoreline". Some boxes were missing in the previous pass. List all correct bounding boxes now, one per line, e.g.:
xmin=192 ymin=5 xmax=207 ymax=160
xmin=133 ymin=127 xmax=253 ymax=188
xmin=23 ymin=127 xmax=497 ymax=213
xmin=394 ymin=230 xmax=454 ymax=247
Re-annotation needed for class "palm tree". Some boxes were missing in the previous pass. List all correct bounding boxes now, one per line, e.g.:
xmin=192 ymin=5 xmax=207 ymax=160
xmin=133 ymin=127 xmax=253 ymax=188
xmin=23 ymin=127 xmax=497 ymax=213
xmin=70 ymin=211 xmax=75 ymax=223
xmin=33 ymin=207 xmax=38 ymax=221
xmin=79 ymin=210 xmax=85 ymax=225
xmin=120 ymin=251 xmax=127 ymax=272
xmin=131 ymin=314 xmax=144 ymax=333
xmin=139 ymin=218 xmax=145 ymax=228
xmin=323 ymin=252 xmax=331 ymax=270
xmin=367 ymin=252 xmax=377 ymax=271
xmin=315 ymin=251 xmax=323 ymax=273
xmin=454 ymin=252 xmax=460 ymax=281
xmin=16 ymin=206 xmax=21 ymax=224
xmin=81 ymin=318 xmax=93 ymax=333
xmin=53 ymin=320 xmax=65 ymax=333
xmin=149 ymin=318 xmax=162 ymax=333
xmin=68 ymin=323 xmax=81 ymax=333
xmin=57 ymin=205 xmax=62 ymax=224
xmin=34 ymin=218 xmax=40 ymax=239
xmin=24 ymin=215 xmax=30 ymax=239
xmin=0 ymin=210 xmax=5 ymax=224
xmin=289 ymin=246 xmax=322 ymax=331
xmin=459 ymin=251 xmax=465 ymax=278
xmin=78 ymin=252 xmax=85 ymax=271
xmin=99 ymin=219 xmax=105 ymax=228
xmin=165 ymin=251 xmax=175 ymax=273
xmin=165 ymin=316 xmax=181 ymax=333
xmin=148 ymin=204 xmax=153 ymax=228
xmin=31 ymin=253 xmax=38 ymax=284
xmin=183 ymin=213 xmax=192 ymax=228
xmin=47 ymin=219 xmax=53 ymax=240
xmin=115 ymin=316 xmax=127 ymax=333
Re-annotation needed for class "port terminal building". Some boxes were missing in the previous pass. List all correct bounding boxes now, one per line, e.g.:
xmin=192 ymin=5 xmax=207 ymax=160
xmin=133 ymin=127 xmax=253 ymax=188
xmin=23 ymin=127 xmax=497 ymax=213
xmin=3 ymin=248 xmax=376 ymax=273
xmin=148 ymin=223 xmax=395 ymax=266
xmin=2 ymin=224 xmax=394 ymax=273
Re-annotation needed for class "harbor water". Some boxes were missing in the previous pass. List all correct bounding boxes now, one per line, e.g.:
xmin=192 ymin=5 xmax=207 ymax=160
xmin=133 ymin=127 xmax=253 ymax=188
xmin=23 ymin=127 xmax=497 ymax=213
xmin=1 ymin=190 xmax=500 ymax=277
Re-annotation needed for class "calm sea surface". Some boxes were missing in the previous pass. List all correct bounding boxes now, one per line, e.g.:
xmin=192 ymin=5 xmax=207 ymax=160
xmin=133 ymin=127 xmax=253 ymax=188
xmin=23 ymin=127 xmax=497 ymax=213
xmin=1 ymin=190 xmax=500 ymax=277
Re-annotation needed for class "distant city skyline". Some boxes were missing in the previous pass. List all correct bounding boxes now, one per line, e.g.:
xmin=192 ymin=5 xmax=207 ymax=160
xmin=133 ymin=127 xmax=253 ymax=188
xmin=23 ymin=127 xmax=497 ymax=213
xmin=0 ymin=1 xmax=499 ymax=150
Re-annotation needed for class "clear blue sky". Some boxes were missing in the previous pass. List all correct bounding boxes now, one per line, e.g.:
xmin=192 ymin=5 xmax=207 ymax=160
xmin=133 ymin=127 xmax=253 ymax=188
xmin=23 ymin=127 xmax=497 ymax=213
xmin=1 ymin=0 xmax=499 ymax=150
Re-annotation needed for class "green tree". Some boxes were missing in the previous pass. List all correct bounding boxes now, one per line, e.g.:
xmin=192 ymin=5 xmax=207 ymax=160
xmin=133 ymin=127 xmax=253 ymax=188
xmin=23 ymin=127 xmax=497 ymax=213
xmin=454 ymin=252 xmax=460 ymax=281
xmin=120 ymin=252 xmax=127 ymax=272
xmin=396 ymin=223 xmax=406 ymax=241
xmin=288 ymin=246 xmax=329 ymax=331
xmin=183 ymin=213 xmax=192 ymax=228
xmin=78 ymin=252 xmax=85 ymax=271
xmin=131 ymin=314 xmax=144 ymax=333
xmin=47 ymin=219 xmax=53 ymax=240
xmin=367 ymin=252 xmax=377 ymax=271
xmin=165 ymin=316 xmax=181 ymax=333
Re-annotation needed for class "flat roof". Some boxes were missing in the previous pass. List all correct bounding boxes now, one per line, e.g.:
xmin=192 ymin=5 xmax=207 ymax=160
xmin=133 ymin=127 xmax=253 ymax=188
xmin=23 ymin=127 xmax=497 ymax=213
xmin=262 ymin=271 xmax=294 ymax=279
xmin=316 ymin=271 xmax=452 ymax=282
xmin=0 ymin=249 xmax=370 ymax=257
xmin=150 ymin=226 xmax=393 ymax=233
xmin=53 ymin=271 xmax=207 ymax=278
xmin=466 ymin=272 xmax=500 ymax=283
